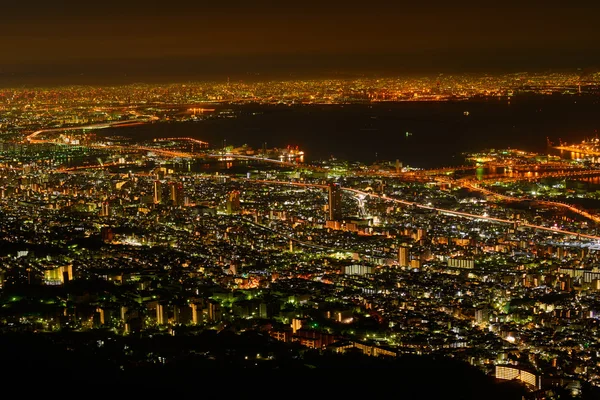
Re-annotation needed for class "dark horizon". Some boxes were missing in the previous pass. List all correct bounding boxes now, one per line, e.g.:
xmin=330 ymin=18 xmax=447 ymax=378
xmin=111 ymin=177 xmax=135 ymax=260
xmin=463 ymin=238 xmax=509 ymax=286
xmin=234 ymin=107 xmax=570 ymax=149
xmin=2 ymin=0 xmax=600 ymax=87
xmin=1 ymin=51 xmax=599 ymax=88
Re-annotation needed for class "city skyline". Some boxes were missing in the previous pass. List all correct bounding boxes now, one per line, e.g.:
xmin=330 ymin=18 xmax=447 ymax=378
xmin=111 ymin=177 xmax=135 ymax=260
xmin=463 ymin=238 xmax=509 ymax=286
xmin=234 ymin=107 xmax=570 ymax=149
xmin=3 ymin=1 xmax=600 ymax=397
xmin=2 ymin=1 xmax=600 ymax=85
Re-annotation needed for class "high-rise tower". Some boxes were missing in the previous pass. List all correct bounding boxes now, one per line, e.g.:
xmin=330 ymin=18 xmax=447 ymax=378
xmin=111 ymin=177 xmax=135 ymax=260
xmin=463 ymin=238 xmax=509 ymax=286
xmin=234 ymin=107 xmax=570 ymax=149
xmin=398 ymin=246 xmax=409 ymax=267
xmin=100 ymin=201 xmax=111 ymax=217
xmin=153 ymin=180 xmax=162 ymax=204
xmin=170 ymin=182 xmax=184 ymax=206
xmin=328 ymin=183 xmax=342 ymax=221
xmin=226 ymin=190 xmax=241 ymax=214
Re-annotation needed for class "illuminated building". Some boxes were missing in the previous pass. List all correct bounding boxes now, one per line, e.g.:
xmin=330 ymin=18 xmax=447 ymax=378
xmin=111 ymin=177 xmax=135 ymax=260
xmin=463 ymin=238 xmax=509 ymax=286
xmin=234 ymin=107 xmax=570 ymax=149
xmin=96 ymin=307 xmax=106 ymax=325
xmin=475 ymin=308 xmax=490 ymax=325
xmin=101 ymin=227 xmax=114 ymax=242
xmin=292 ymin=328 xmax=338 ymax=348
xmin=100 ymin=201 xmax=111 ymax=217
xmin=270 ymin=330 xmax=290 ymax=342
xmin=398 ymin=246 xmax=410 ymax=267
xmin=153 ymin=180 xmax=162 ymax=204
xmin=169 ymin=182 xmax=184 ymax=206
xmin=325 ymin=220 xmax=342 ymax=230
xmin=328 ymin=182 xmax=342 ymax=221
xmin=43 ymin=265 xmax=74 ymax=285
xmin=191 ymin=303 xmax=203 ymax=324
xmin=208 ymin=301 xmax=222 ymax=322
xmin=120 ymin=307 xmax=128 ymax=323
xmin=495 ymin=365 xmax=541 ymax=390
xmin=156 ymin=303 xmax=167 ymax=325
xmin=447 ymin=257 xmax=475 ymax=269
xmin=291 ymin=318 xmax=304 ymax=334
xmin=344 ymin=264 xmax=373 ymax=275
xmin=226 ymin=190 xmax=241 ymax=214
xmin=331 ymin=341 xmax=397 ymax=357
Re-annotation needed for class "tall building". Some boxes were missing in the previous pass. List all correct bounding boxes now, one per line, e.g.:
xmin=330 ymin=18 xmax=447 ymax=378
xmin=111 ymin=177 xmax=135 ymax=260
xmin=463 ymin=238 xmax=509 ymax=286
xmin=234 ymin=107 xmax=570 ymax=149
xmin=226 ymin=190 xmax=241 ymax=214
xmin=100 ymin=201 xmax=111 ymax=217
xmin=156 ymin=303 xmax=167 ymax=325
xmin=191 ymin=303 xmax=202 ymax=324
xmin=101 ymin=227 xmax=114 ymax=242
xmin=398 ymin=246 xmax=409 ymax=267
xmin=153 ymin=180 xmax=162 ymax=204
xmin=475 ymin=308 xmax=490 ymax=325
xmin=328 ymin=183 xmax=342 ymax=221
xmin=169 ymin=182 xmax=184 ymax=206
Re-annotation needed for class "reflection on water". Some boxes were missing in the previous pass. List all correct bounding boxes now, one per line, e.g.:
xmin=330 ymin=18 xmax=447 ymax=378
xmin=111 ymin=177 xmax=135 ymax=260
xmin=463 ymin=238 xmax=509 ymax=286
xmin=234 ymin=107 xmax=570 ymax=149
xmin=464 ymin=166 xmax=544 ymax=181
xmin=61 ymin=155 xmax=101 ymax=168
xmin=167 ymin=159 xmax=283 ymax=173
xmin=56 ymin=153 xmax=279 ymax=175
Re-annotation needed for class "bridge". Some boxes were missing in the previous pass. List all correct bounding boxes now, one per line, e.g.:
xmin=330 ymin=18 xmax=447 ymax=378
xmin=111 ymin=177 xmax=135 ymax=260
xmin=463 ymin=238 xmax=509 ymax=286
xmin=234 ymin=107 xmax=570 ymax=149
xmin=24 ymin=117 xmax=158 ymax=144
xmin=345 ymin=165 xmax=475 ymax=180
xmin=27 ymin=130 xmax=329 ymax=171
xmin=24 ymin=120 xmax=204 ymax=159
xmin=413 ymin=165 xmax=477 ymax=175
xmin=56 ymin=161 xmax=139 ymax=172
xmin=476 ymin=168 xmax=600 ymax=184
xmin=206 ymin=153 xmax=327 ymax=172
xmin=481 ymin=160 xmax=575 ymax=170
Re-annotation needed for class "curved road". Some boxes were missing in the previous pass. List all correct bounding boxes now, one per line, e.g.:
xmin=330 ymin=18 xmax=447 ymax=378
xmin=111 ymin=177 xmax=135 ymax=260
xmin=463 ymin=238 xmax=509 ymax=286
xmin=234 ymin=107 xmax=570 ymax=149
xmin=437 ymin=176 xmax=600 ymax=223
xmin=23 ymin=120 xmax=600 ymax=242
xmin=25 ymin=117 xmax=158 ymax=144
xmin=244 ymin=179 xmax=600 ymax=241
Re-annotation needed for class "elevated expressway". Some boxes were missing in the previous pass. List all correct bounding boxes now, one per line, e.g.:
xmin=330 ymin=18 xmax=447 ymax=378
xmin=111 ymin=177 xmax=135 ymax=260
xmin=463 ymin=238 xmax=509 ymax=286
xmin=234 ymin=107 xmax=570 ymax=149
xmin=244 ymin=179 xmax=600 ymax=241
xmin=22 ymin=120 xmax=600 ymax=226
xmin=434 ymin=174 xmax=600 ymax=224
xmin=24 ymin=117 xmax=158 ymax=144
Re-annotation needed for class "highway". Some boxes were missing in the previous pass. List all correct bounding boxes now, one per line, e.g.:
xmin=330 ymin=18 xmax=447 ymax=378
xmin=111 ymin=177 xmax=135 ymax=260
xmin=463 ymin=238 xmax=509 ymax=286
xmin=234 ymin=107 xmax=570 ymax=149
xmin=21 ymin=119 xmax=600 ymax=236
xmin=242 ymin=179 xmax=600 ymax=241
xmin=24 ymin=118 xmax=205 ymax=159
xmin=56 ymin=161 xmax=139 ymax=172
xmin=24 ymin=116 xmax=158 ymax=144
xmin=474 ymin=168 xmax=600 ymax=184
xmin=438 ymin=175 xmax=600 ymax=223
xmin=24 ymin=121 xmax=317 ymax=167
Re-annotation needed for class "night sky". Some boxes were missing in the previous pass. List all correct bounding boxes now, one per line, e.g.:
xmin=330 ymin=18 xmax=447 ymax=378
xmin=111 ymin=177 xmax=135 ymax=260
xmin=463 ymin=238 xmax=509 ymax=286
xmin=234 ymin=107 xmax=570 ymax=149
xmin=2 ymin=0 xmax=600 ymax=84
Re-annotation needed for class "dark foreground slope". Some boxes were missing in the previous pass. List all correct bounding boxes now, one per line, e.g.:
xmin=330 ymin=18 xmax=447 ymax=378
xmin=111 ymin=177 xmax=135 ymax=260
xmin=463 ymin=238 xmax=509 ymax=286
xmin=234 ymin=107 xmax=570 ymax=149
xmin=0 ymin=330 xmax=555 ymax=398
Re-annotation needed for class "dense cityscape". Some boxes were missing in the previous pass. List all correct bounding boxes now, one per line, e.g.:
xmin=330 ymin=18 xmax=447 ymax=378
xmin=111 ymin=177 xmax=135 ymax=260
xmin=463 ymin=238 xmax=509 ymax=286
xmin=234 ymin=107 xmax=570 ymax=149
xmin=1 ymin=70 xmax=599 ymax=136
xmin=0 ymin=73 xmax=599 ymax=397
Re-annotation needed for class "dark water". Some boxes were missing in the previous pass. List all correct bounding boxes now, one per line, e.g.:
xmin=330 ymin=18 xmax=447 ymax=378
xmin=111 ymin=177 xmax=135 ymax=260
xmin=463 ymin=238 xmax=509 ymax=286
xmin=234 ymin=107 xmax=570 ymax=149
xmin=101 ymin=95 xmax=600 ymax=169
